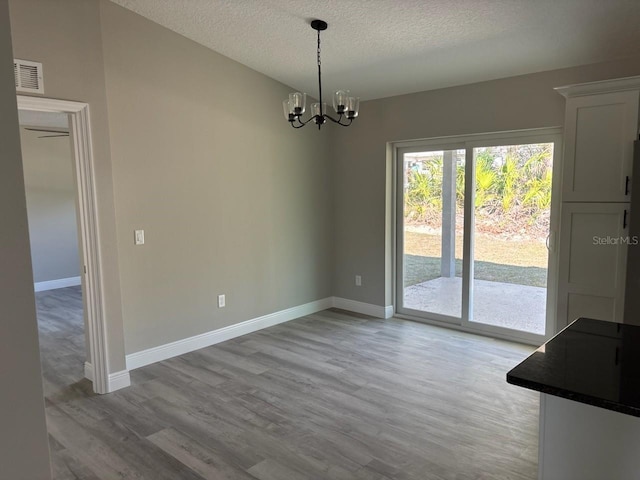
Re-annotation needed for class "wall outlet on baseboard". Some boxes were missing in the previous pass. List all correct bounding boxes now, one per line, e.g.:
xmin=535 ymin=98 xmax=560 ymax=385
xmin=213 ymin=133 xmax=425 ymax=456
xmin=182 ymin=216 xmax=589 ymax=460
xmin=355 ymin=275 xmax=362 ymax=287
xmin=218 ymin=294 xmax=226 ymax=308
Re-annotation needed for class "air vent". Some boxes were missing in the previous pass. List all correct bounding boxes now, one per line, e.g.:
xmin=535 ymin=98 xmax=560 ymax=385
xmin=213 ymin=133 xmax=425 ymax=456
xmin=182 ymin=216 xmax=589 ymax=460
xmin=13 ymin=59 xmax=44 ymax=94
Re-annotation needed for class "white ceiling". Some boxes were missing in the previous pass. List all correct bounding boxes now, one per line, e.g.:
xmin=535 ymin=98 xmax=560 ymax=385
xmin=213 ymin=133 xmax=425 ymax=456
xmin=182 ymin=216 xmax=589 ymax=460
xmin=18 ymin=110 xmax=68 ymax=129
xmin=109 ymin=0 xmax=640 ymax=101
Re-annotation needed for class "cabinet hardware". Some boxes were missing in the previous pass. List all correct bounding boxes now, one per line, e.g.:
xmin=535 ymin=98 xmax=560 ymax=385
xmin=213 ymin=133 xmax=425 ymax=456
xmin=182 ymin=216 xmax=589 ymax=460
xmin=624 ymin=209 xmax=628 ymax=229
xmin=626 ymin=176 xmax=630 ymax=196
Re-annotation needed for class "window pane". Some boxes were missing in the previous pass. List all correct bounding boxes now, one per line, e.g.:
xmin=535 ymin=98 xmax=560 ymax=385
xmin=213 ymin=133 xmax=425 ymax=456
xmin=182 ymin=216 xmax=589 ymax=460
xmin=402 ymin=149 xmax=465 ymax=318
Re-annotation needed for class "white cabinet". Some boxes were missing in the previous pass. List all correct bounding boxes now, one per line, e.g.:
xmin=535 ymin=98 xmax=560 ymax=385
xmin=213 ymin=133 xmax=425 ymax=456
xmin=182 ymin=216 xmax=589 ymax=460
xmin=561 ymin=91 xmax=639 ymax=202
xmin=539 ymin=394 xmax=640 ymax=480
xmin=555 ymin=76 xmax=640 ymax=330
xmin=557 ymin=203 xmax=629 ymax=328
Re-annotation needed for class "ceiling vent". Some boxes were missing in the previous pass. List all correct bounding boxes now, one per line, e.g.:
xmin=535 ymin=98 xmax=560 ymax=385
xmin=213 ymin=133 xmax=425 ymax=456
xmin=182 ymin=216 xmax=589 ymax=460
xmin=13 ymin=59 xmax=44 ymax=94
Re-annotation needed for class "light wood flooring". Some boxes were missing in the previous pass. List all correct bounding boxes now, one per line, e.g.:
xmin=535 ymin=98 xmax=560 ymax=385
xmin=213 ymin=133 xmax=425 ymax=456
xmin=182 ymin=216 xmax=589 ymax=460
xmin=36 ymin=286 xmax=539 ymax=480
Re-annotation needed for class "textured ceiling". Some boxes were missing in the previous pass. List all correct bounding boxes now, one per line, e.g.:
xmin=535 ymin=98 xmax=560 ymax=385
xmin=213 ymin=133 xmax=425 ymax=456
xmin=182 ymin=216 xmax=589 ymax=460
xmin=18 ymin=110 xmax=68 ymax=129
xmin=109 ymin=0 xmax=640 ymax=100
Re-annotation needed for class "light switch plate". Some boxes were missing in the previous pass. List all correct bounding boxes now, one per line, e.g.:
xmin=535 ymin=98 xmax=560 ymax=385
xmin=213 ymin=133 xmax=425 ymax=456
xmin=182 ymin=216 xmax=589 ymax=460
xmin=218 ymin=294 xmax=226 ymax=308
xmin=135 ymin=230 xmax=145 ymax=245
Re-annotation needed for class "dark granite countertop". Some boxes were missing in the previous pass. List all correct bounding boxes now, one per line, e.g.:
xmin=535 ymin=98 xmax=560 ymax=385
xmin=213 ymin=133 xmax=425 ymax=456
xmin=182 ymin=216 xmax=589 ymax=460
xmin=507 ymin=318 xmax=640 ymax=417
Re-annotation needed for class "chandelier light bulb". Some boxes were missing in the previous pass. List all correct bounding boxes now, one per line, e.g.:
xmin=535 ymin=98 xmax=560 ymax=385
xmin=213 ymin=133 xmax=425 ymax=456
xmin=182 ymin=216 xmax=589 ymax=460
xmin=333 ymin=90 xmax=349 ymax=114
xmin=346 ymin=97 xmax=360 ymax=119
xmin=311 ymin=102 xmax=327 ymax=122
xmin=289 ymin=92 xmax=306 ymax=116
xmin=283 ymin=99 xmax=294 ymax=121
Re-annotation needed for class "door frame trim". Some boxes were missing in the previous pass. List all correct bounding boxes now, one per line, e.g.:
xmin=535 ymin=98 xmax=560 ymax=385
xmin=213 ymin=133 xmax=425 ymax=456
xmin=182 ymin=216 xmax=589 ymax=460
xmin=391 ymin=127 xmax=563 ymax=344
xmin=18 ymin=95 xmax=111 ymax=394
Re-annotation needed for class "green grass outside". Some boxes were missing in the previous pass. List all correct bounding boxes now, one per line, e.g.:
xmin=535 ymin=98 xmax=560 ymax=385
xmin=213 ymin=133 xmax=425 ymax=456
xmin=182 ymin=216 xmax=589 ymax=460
xmin=403 ymin=255 xmax=547 ymax=288
xmin=404 ymin=231 xmax=548 ymax=288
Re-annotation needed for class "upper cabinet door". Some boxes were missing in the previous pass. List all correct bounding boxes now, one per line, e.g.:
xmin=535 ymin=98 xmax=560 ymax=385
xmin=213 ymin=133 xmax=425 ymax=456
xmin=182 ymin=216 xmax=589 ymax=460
xmin=562 ymin=91 xmax=639 ymax=203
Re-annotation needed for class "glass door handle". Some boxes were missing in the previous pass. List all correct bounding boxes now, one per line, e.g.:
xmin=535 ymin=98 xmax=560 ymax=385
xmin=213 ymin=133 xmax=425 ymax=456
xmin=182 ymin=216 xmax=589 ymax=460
xmin=546 ymin=233 xmax=551 ymax=252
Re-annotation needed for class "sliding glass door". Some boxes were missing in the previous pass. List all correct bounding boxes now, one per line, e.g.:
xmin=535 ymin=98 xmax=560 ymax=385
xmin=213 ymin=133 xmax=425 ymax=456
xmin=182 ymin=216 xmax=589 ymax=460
xmin=396 ymin=131 xmax=560 ymax=343
xmin=399 ymin=147 xmax=466 ymax=322
xmin=469 ymin=144 xmax=553 ymax=335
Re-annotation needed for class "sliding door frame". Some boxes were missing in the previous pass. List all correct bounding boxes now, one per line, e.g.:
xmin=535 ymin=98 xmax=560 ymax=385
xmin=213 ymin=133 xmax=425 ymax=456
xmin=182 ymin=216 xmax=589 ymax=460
xmin=395 ymin=140 xmax=466 ymax=325
xmin=393 ymin=127 xmax=563 ymax=345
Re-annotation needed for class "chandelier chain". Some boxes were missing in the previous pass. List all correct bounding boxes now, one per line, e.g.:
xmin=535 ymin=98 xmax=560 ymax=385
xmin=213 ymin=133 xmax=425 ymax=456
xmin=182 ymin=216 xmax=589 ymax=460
xmin=317 ymin=29 xmax=323 ymax=115
xmin=317 ymin=29 xmax=321 ymax=68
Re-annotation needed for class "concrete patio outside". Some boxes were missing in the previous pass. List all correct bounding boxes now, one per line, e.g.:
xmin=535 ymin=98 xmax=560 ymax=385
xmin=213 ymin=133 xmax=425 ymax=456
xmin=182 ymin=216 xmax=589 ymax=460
xmin=403 ymin=276 xmax=546 ymax=335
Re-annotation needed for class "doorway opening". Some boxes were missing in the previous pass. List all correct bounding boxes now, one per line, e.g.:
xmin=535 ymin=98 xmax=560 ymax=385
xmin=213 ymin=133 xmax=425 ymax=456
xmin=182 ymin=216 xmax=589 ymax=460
xmin=19 ymin=110 xmax=87 ymax=397
xmin=395 ymin=129 xmax=562 ymax=344
xmin=17 ymin=96 xmax=113 ymax=394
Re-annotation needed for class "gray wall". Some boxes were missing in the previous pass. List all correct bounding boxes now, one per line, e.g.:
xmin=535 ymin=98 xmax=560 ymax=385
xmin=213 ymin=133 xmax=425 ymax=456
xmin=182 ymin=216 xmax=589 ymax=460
xmin=21 ymin=127 xmax=81 ymax=283
xmin=0 ymin=0 xmax=52 ymax=477
xmin=9 ymin=0 xmax=333 ymax=359
xmin=9 ymin=0 xmax=133 ymax=371
xmin=331 ymin=56 xmax=640 ymax=307
xmin=99 ymin=1 xmax=332 ymax=354
xmin=7 ymin=0 xmax=640 ymax=368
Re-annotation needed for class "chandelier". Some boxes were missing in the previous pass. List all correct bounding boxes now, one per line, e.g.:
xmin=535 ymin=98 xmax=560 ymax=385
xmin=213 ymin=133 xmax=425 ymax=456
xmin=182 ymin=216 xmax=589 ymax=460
xmin=283 ymin=20 xmax=359 ymax=130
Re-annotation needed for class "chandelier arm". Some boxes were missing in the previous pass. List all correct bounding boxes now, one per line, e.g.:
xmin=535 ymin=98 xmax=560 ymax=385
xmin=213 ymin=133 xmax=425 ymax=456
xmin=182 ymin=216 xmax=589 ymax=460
xmin=337 ymin=117 xmax=353 ymax=127
xmin=290 ymin=116 xmax=305 ymax=128
xmin=323 ymin=113 xmax=352 ymax=126
xmin=301 ymin=115 xmax=318 ymax=126
xmin=329 ymin=116 xmax=353 ymax=127
xmin=290 ymin=115 xmax=319 ymax=128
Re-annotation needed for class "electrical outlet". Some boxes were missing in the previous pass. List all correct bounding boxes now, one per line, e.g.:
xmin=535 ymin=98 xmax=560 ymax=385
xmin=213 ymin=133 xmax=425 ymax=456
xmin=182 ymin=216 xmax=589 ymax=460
xmin=134 ymin=229 xmax=145 ymax=245
xmin=218 ymin=294 xmax=226 ymax=308
xmin=355 ymin=275 xmax=362 ymax=286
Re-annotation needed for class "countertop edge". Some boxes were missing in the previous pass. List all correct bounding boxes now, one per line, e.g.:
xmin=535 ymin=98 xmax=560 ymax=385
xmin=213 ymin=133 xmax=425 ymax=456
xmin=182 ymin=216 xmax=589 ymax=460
xmin=506 ymin=373 xmax=640 ymax=418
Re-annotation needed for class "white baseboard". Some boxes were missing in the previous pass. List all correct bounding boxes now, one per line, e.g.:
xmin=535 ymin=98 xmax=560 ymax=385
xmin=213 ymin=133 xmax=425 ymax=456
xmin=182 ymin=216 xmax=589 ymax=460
xmin=84 ymin=361 xmax=92 ymax=381
xmin=108 ymin=370 xmax=132 ymax=391
xmin=84 ymin=362 xmax=131 ymax=393
xmin=34 ymin=276 xmax=81 ymax=292
xmin=123 ymin=295 xmax=393 ymax=374
xmin=126 ymin=297 xmax=334 ymax=370
xmin=332 ymin=297 xmax=393 ymax=318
